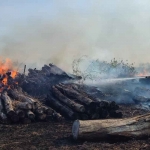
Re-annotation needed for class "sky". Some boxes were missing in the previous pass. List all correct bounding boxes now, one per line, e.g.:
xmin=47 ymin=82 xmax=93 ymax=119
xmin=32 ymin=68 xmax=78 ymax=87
xmin=0 ymin=0 xmax=150 ymax=72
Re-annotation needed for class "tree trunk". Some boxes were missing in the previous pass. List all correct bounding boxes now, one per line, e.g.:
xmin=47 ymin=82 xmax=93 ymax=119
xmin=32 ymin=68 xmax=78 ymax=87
xmin=52 ymin=87 xmax=85 ymax=113
xmin=72 ymin=113 xmax=150 ymax=140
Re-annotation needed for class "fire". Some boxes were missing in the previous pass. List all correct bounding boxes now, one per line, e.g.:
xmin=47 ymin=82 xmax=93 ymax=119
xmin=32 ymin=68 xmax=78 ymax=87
xmin=2 ymin=77 xmax=7 ymax=85
xmin=0 ymin=58 xmax=18 ymax=87
xmin=137 ymin=70 xmax=149 ymax=77
xmin=0 ymin=58 xmax=17 ymax=76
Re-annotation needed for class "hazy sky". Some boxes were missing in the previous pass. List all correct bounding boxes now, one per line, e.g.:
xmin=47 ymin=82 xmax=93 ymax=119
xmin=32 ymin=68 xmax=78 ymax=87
xmin=0 ymin=0 xmax=150 ymax=72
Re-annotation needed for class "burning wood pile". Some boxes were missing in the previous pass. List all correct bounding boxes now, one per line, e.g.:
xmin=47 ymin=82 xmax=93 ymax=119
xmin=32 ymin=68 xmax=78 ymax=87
xmin=0 ymin=61 xmax=66 ymax=124
xmin=0 ymin=60 xmax=122 ymax=124
xmin=2 ymin=58 xmax=150 ymax=125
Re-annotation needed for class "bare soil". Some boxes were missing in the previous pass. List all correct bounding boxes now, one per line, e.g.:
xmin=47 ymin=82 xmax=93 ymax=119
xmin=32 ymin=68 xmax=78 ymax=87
xmin=0 ymin=105 xmax=150 ymax=150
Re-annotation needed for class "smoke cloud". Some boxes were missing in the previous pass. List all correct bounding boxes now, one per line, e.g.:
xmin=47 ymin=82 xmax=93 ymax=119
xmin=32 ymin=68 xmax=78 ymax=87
xmin=0 ymin=0 xmax=150 ymax=73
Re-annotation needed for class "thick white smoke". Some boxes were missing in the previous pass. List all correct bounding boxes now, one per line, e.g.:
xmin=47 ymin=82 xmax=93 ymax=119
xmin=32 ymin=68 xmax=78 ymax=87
xmin=0 ymin=0 xmax=150 ymax=73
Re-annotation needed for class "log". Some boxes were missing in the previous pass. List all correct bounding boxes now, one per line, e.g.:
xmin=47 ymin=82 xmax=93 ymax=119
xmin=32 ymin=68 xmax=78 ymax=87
xmin=72 ymin=113 xmax=150 ymax=140
xmin=47 ymin=94 xmax=76 ymax=120
xmin=26 ymin=110 xmax=35 ymax=120
xmin=16 ymin=102 xmax=32 ymax=110
xmin=42 ymin=106 xmax=54 ymax=115
xmin=52 ymin=86 xmax=85 ymax=113
xmin=52 ymin=111 xmax=63 ymax=121
xmin=70 ymin=84 xmax=117 ymax=111
xmin=0 ymin=112 xmax=9 ymax=124
xmin=0 ymin=97 xmax=9 ymax=123
xmin=8 ymin=89 xmax=37 ymax=109
xmin=34 ymin=106 xmax=44 ymax=114
xmin=55 ymin=85 xmax=97 ymax=108
xmin=36 ymin=113 xmax=46 ymax=121
xmin=16 ymin=109 xmax=25 ymax=119
xmin=1 ymin=92 xmax=16 ymax=116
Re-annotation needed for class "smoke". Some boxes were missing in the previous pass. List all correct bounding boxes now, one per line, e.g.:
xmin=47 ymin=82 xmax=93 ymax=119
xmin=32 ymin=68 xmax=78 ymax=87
xmin=1 ymin=0 xmax=150 ymax=72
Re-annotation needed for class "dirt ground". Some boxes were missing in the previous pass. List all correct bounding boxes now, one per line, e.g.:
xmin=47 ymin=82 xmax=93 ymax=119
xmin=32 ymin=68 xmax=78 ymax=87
xmin=0 ymin=105 xmax=150 ymax=150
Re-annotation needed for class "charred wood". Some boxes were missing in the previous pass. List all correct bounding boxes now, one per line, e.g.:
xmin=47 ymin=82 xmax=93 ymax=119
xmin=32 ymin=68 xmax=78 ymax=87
xmin=36 ymin=113 xmax=47 ymax=121
xmin=16 ymin=109 xmax=25 ymax=119
xmin=16 ymin=102 xmax=32 ymax=110
xmin=1 ymin=92 xmax=16 ymax=117
xmin=26 ymin=110 xmax=35 ymax=120
xmin=47 ymin=94 xmax=76 ymax=120
xmin=8 ymin=89 xmax=37 ymax=109
xmin=56 ymin=85 xmax=97 ymax=108
xmin=52 ymin=86 xmax=85 ymax=113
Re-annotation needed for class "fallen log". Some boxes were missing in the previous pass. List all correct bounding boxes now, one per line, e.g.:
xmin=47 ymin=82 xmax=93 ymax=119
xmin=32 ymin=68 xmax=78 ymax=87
xmin=56 ymin=85 xmax=97 ymax=108
xmin=16 ymin=102 xmax=32 ymax=110
xmin=47 ymin=94 xmax=76 ymax=120
xmin=26 ymin=110 xmax=35 ymax=120
xmin=0 ymin=97 xmax=9 ymax=123
xmin=42 ymin=106 xmax=54 ymax=115
xmin=71 ymin=85 xmax=116 ymax=110
xmin=1 ymin=92 xmax=16 ymax=116
xmin=8 ymin=89 xmax=37 ymax=109
xmin=52 ymin=86 xmax=85 ymax=113
xmin=36 ymin=113 xmax=46 ymax=121
xmin=52 ymin=111 xmax=64 ymax=121
xmin=72 ymin=113 xmax=150 ymax=140
xmin=16 ymin=109 xmax=25 ymax=119
xmin=34 ymin=106 xmax=44 ymax=114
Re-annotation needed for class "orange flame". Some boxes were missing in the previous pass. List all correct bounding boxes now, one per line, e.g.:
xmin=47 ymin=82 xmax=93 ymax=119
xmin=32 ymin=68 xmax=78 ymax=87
xmin=137 ymin=70 xmax=149 ymax=77
xmin=0 ymin=58 xmax=18 ymax=86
